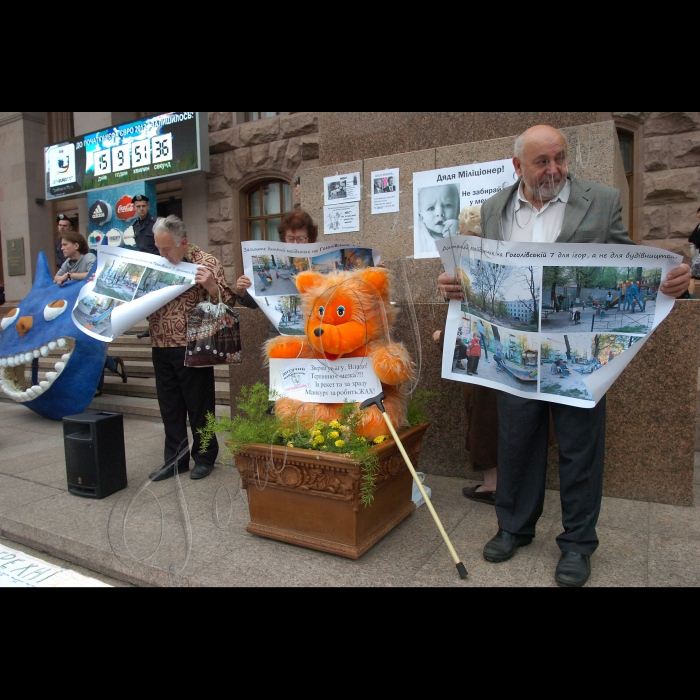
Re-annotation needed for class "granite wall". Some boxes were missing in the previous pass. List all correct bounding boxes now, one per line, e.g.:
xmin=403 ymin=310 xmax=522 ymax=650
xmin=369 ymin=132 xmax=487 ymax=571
xmin=613 ymin=111 xmax=700 ymax=261
xmin=318 ymin=112 xmax=602 ymax=165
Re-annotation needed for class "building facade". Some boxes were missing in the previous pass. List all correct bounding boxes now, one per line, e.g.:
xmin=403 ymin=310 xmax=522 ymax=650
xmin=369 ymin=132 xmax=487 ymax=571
xmin=1 ymin=111 xmax=698 ymax=300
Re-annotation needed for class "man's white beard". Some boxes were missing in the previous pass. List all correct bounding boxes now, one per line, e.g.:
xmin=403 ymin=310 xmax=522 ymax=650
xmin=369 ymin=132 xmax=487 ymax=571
xmin=530 ymin=174 xmax=566 ymax=202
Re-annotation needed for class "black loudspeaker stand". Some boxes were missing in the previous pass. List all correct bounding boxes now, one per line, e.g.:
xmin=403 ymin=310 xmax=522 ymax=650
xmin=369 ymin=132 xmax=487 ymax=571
xmin=63 ymin=411 xmax=127 ymax=499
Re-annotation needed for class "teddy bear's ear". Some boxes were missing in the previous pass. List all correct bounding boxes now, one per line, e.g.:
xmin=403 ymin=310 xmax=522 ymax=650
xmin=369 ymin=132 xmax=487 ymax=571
xmin=295 ymin=270 xmax=323 ymax=295
xmin=357 ymin=268 xmax=389 ymax=297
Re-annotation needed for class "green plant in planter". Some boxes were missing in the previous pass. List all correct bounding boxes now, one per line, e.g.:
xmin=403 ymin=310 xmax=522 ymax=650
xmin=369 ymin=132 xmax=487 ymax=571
xmin=198 ymin=383 xmax=436 ymax=507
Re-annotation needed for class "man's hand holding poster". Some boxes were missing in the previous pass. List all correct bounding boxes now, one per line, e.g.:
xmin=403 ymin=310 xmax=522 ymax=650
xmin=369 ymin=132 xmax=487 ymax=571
xmin=439 ymin=236 xmax=681 ymax=408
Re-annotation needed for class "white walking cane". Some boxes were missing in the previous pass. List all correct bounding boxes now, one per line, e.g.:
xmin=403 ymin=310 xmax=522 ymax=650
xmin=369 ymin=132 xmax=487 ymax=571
xmin=360 ymin=393 xmax=468 ymax=580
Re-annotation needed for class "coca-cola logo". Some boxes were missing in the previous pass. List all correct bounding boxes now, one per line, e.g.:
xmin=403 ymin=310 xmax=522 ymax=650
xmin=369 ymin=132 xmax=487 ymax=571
xmin=116 ymin=195 xmax=135 ymax=220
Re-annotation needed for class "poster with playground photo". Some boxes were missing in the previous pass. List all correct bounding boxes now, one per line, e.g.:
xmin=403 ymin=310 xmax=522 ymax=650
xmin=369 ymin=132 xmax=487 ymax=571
xmin=542 ymin=265 xmax=661 ymax=336
xmin=242 ymin=240 xmax=380 ymax=336
xmin=71 ymin=246 xmax=198 ymax=342
xmin=439 ymin=236 xmax=681 ymax=408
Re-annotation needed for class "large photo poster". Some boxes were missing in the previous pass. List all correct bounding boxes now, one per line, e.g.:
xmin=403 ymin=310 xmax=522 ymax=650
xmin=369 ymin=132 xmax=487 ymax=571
xmin=413 ymin=159 xmax=517 ymax=259
xmin=71 ymin=246 xmax=197 ymax=342
xmin=241 ymin=240 xmax=380 ymax=335
xmin=439 ymin=236 xmax=681 ymax=408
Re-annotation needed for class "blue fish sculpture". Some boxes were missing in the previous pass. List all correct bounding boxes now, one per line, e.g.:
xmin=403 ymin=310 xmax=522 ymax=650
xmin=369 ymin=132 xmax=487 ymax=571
xmin=0 ymin=252 xmax=106 ymax=420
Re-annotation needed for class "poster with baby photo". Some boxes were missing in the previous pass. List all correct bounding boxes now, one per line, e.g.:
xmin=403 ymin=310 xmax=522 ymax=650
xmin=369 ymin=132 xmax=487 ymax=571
xmin=412 ymin=159 xmax=517 ymax=259
xmin=324 ymin=172 xmax=361 ymax=205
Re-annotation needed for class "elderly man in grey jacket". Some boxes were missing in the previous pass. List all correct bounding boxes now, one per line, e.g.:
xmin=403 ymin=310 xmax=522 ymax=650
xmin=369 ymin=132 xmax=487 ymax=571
xmin=439 ymin=125 xmax=690 ymax=586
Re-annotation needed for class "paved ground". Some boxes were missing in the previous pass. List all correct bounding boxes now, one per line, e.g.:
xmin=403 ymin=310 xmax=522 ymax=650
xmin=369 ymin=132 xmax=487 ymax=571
xmin=1 ymin=399 xmax=699 ymax=587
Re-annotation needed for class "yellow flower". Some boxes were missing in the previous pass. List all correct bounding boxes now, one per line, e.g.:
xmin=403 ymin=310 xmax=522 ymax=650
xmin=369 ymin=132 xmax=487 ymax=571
xmin=328 ymin=431 xmax=340 ymax=439
xmin=314 ymin=435 xmax=325 ymax=445
xmin=287 ymin=442 xmax=295 ymax=448
xmin=358 ymin=436 xmax=367 ymax=443
xmin=313 ymin=429 xmax=322 ymax=437
xmin=282 ymin=428 xmax=292 ymax=438
xmin=373 ymin=435 xmax=389 ymax=444
xmin=328 ymin=420 xmax=342 ymax=429
xmin=314 ymin=421 xmax=326 ymax=430
xmin=322 ymin=445 xmax=328 ymax=450
xmin=335 ymin=439 xmax=345 ymax=448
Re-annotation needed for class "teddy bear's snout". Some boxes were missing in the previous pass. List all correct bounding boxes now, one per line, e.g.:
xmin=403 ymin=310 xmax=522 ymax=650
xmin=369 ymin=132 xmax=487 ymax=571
xmin=314 ymin=328 xmax=324 ymax=337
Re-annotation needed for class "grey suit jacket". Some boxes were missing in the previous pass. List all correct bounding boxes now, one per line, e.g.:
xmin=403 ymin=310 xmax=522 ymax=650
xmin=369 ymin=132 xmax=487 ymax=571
xmin=481 ymin=177 xmax=634 ymax=246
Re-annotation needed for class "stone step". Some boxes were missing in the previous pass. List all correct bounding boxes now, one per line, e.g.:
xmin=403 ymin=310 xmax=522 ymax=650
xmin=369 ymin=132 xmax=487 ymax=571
xmin=0 ymin=394 xmax=231 ymax=422
xmin=105 ymin=335 xmax=156 ymax=347
xmin=87 ymin=394 xmax=232 ymax=420
xmin=100 ymin=375 xmax=231 ymax=404
xmin=109 ymin=360 xmax=229 ymax=379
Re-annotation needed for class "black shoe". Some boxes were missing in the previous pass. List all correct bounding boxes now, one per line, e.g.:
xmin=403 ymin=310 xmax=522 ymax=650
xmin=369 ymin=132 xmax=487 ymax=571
xmin=149 ymin=464 xmax=189 ymax=481
xmin=483 ymin=529 xmax=533 ymax=562
xmin=94 ymin=388 xmax=103 ymax=397
xmin=114 ymin=357 xmax=128 ymax=383
xmin=462 ymin=485 xmax=496 ymax=506
xmin=190 ymin=463 xmax=214 ymax=480
xmin=555 ymin=551 xmax=591 ymax=587
xmin=136 ymin=330 xmax=150 ymax=339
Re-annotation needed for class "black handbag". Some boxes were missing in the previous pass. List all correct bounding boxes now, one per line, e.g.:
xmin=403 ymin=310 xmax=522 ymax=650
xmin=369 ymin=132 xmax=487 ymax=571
xmin=184 ymin=301 xmax=241 ymax=367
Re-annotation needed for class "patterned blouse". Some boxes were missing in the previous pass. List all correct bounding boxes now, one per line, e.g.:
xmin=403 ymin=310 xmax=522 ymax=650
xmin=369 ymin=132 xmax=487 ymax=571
xmin=149 ymin=245 xmax=236 ymax=348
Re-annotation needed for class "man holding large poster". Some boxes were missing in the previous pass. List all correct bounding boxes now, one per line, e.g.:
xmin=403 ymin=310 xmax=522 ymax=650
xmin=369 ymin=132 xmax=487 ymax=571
xmin=439 ymin=125 xmax=691 ymax=586
xmin=147 ymin=215 xmax=256 ymax=482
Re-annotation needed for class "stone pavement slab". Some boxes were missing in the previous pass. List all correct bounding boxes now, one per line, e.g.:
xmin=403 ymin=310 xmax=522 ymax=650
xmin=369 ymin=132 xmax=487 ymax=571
xmin=1 ymin=399 xmax=699 ymax=587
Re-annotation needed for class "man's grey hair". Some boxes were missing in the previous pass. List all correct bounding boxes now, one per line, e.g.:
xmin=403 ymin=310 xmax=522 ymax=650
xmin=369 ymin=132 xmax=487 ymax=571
xmin=514 ymin=128 xmax=568 ymax=160
xmin=153 ymin=215 xmax=187 ymax=244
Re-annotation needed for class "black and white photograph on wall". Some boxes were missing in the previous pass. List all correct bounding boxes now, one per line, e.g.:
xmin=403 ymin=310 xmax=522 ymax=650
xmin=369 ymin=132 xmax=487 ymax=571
xmin=412 ymin=159 xmax=517 ymax=258
xmin=324 ymin=171 xmax=361 ymax=206
xmin=371 ymin=167 xmax=399 ymax=214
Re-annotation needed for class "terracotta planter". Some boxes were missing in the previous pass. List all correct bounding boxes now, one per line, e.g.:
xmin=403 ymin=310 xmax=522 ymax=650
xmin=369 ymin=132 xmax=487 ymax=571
xmin=234 ymin=423 xmax=429 ymax=559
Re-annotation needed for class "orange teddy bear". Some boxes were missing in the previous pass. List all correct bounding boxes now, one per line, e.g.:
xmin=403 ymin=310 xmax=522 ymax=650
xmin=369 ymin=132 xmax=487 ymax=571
xmin=265 ymin=267 xmax=414 ymax=440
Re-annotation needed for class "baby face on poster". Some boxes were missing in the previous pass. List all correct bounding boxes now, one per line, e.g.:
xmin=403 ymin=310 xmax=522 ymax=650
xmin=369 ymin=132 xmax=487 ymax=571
xmin=418 ymin=184 xmax=460 ymax=239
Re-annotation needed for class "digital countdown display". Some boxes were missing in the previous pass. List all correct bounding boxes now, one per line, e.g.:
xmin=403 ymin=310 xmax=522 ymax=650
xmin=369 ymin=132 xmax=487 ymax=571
xmin=44 ymin=112 xmax=209 ymax=200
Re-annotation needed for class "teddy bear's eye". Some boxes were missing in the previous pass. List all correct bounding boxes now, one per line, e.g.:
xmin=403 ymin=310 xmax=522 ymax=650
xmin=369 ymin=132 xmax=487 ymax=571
xmin=336 ymin=305 xmax=346 ymax=317
xmin=318 ymin=306 xmax=325 ymax=317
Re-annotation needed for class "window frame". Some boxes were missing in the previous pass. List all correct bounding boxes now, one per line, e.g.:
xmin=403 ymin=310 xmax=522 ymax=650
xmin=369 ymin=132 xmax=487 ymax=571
xmin=245 ymin=179 xmax=292 ymax=242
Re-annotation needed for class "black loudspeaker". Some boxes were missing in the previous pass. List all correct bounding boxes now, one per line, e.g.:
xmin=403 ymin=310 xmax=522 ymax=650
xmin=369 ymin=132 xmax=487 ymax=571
xmin=63 ymin=411 xmax=127 ymax=499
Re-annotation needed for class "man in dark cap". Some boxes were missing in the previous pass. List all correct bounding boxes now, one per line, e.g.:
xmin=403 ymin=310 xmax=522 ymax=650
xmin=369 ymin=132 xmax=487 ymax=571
xmin=55 ymin=214 xmax=74 ymax=269
xmin=130 ymin=194 xmax=159 ymax=255
xmin=129 ymin=195 xmax=158 ymax=338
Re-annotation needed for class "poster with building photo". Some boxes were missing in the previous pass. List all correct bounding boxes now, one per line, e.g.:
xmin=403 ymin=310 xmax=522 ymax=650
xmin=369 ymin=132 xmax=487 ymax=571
xmin=242 ymin=240 xmax=381 ymax=336
xmin=324 ymin=202 xmax=360 ymax=234
xmin=71 ymin=246 xmax=197 ymax=342
xmin=371 ymin=168 xmax=399 ymax=214
xmin=324 ymin=172 xmax=361 ymax=205
xmin=438 ymin=235 xmax=680 ymax=408
xmin=413 ymin=159 xmax=517 ymax=259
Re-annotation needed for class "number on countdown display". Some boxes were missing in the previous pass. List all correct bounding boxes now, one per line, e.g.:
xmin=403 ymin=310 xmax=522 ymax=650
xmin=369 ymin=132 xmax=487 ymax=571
xmin=94 ymin=149 xmax=111 ymax=175
xmin=152 ymin=134 xmax=173 ymax=164
xmin=112 ymin=144 xmax=131 ymax=173
xmin=132 ymin=139 xmax=151 ymax=166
